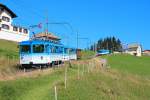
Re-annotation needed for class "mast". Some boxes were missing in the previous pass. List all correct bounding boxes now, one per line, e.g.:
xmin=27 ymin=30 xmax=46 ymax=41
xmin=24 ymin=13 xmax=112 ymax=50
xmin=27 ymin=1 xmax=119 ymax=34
xmin=45 ymin=10 xmax=49 ymax=40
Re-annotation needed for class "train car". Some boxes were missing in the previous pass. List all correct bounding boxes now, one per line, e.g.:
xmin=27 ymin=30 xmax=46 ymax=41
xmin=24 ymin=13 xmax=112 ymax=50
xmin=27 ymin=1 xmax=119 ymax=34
xmin=19 ymin=39 xmax=77 ymax=68
xmin=96 ymin=49 xmax=110 ymax=56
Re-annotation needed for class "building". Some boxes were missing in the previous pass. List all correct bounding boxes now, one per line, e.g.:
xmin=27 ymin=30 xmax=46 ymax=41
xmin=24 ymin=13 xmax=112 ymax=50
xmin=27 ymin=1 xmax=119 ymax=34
xmin=143 ymin=50 xmax=150 ymax=56
xmin=125 ymin=43 xmax=142 ymax=57
xmin=0 ymin=3 xmax=29 ymax=42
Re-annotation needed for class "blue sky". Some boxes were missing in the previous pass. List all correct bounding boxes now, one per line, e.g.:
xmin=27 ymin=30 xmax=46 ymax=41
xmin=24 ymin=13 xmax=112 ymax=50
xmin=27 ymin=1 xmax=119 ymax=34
xmin=1 ymin=0 xmax=150 ymax=49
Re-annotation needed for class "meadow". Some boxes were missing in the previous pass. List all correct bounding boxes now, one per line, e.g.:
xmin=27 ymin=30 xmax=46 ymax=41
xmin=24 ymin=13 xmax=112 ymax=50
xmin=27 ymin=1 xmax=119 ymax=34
xmin=0 ymin=54 xmax=150 ymax=100
xmin=0 ymin=39 xmax=18 ymax=58
xmin=0 ymin=39 xmax=150 ymax=100
xmin=103 ymin=54 xmax=150 ymax=77
xmin=0 ymin=39 xmax=19 ymax=76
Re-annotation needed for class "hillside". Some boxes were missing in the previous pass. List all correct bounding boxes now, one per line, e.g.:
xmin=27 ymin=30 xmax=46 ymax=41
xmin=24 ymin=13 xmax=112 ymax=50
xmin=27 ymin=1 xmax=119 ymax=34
xmin=0 ymin=39 xmax=19 ymax=76
xmin=0 ymin=39 xmax=19 ymax=59
xmin=80 ymin=50 xmax=96 ymax=59
xmin=103 ymin=54 xmax=150 ymax=77
xmin=0 ymin=55 xmax=150 ymax=100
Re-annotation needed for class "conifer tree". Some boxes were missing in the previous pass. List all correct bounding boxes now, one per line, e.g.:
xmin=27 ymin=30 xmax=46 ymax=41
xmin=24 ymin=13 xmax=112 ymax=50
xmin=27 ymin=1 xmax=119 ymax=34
xmin=90 ymin=36 xmax=122 ymax=52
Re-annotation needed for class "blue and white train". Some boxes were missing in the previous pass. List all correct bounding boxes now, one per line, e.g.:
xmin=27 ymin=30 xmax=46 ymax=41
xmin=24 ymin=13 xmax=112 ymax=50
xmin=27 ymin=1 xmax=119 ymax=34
xmin=19 ymin=39 xmax=77 ymax=68
xmin=96 ymin=49 xmax=110 ymax=56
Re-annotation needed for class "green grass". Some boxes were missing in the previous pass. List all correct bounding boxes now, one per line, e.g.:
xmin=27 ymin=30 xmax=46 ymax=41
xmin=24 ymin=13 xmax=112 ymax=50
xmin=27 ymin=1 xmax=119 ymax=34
xmin=0 ymin=56 xmax=150 ymax=100
xmin=103 ymin=54 xmax=150 ymax=77
xmin=58 ymin=71 xmax=150 ymax=100
xmin=80 ymin=50 xmax=96 ymax=59
xmin=0 ymin=68 xmax=64 ymax=100
xmin=0 ymin=39 xmax=18 ymax=59
xmin=0 ymin=42 xmax=150 ymax=100
xmin=57 ymin=55 xmax=150 ymax=99
xmin=0 ymin=39 xmax=19 ymax=75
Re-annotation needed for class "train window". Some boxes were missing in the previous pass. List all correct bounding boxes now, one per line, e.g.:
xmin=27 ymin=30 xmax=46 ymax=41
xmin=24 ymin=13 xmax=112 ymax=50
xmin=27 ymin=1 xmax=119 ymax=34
xmin=55 ymin=46 xmax=59 ymax=53
xmin=20 ymin=45 xmax=30 ymax=53
xmin=51 ymin=46 xmax=55 ymax=53
xmin=45 ymin=44 xmax=49 ymax=53
xmin=64 ymin=48 xmax=69 ymax=54
xmin=70 ymin=49 xmax=73 ymax=54
xmin=59 ymin=47 xmax=63 ymax=53
xmin=33 ymin=44 xmax=44 ymax=53
xmin=70 ymin=49 xmax=76 ymax=54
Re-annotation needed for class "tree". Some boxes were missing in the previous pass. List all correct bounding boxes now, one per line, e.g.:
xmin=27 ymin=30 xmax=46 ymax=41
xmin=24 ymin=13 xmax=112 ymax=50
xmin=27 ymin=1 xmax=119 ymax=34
xmin=90 ymin=36 xmax=122 ymax=52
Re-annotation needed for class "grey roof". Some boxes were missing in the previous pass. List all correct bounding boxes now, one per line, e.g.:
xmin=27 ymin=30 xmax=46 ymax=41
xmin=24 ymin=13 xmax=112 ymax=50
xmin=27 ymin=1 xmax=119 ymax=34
xmin=0 ymin=3 xmax=17 ymax=18
xmin=128 ymin=43 xmax=141 ymax=48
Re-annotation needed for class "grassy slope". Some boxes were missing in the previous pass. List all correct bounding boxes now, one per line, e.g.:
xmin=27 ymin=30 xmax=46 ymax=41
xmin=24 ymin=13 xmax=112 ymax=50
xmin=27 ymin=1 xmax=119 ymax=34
xmin=80 ymin=50 xmax=96 ymax=59
xmin=0 ymin=55 xmax=150 ymax=100
xmin=0 ymin=67 xmax=77 ymax=100
xmin=0 ymin=39 xmax=18 ymax=58
xmin=58 ymin=55 xmax=150 ymax=100
xmin=0 ymin=39 xmax=19 ymax=75
xmin=104 ymin=54 xmax=150 ymax=77
xmin=58 ymin=71 xmax=150 ymax=100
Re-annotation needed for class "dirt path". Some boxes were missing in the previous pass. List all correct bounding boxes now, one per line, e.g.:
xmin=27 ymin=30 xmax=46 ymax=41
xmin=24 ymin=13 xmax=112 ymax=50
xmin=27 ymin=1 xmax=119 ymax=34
xmin=0 ymin=57 xmax=105 ymax=81
xmin=0 ymin=67 xmax=54 ymax=81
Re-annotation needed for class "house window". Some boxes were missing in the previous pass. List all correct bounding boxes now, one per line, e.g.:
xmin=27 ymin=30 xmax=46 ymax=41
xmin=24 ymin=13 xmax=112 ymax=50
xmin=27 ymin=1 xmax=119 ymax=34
xmin=23 ymin=29 xmax=28 ymax=34
xmin=13 ymin=26 xmax=18 ymax=31
xmin=2 ymin=24 xmax=9 ymax=30
xmin=2 ymin=16 xmax=10 ymax=22
xmin=19 ymin=28 xmax=22 ymax=32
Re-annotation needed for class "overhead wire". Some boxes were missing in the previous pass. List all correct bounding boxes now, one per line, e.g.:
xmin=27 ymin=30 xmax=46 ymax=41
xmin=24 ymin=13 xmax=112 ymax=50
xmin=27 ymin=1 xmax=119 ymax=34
xmin=3 ymin=0 xmax=80 ymax=47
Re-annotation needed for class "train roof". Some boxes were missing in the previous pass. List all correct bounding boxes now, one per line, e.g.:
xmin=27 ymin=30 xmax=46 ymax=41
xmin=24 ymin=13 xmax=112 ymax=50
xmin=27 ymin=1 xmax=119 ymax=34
xmin=19 ymin=40 xmax=63 ymax=46
xmin=19 ymin=40 xmax=76 ymax=49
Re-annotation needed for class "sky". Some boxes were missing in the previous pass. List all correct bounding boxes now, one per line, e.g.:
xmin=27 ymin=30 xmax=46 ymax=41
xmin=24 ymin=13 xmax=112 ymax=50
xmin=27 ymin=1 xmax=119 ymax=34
xmin=1 ymin=0 xmax=150 ymax=49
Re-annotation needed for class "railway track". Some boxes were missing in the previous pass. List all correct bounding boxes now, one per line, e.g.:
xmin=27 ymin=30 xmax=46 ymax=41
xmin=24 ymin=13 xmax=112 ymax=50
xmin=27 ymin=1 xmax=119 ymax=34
xmin=19 ymin=62 xmax=65 ymax=73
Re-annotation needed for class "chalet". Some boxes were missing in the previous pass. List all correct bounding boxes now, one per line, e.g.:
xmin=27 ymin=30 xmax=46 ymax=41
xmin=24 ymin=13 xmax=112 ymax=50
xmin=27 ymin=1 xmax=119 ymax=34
xmin=0 ymin=3 xmax=29 ymax=42
xmin=143 ymin=50 xmax=150 ymax=56
xmin=125 ymin=43 xmax=142 ymax=57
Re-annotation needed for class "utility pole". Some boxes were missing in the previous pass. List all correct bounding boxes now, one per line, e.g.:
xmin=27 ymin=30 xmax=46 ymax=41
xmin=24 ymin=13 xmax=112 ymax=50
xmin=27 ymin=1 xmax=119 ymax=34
xmin=77 ymin=30 xmax=79 ymax=49
xmin=45 ymin=10 xmax=49 ymax=40
xmin=95 ymin=42 xmax=97 ymax=52
xmin=46 ymin=11 xmax=49 ymax=34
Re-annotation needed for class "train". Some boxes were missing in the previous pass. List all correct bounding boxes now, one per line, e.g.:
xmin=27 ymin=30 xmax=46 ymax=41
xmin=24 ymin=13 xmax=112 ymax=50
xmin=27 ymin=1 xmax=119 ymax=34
xmin=19 ymin=39 xmax=77 ymax=68
xmin=96 ymin=49 xmax=110 ymax=56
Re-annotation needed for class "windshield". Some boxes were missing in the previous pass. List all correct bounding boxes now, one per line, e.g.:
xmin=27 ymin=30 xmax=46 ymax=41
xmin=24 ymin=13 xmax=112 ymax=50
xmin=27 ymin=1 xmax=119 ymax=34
xmin=20 ymin=45 xmax=31 ymax=53
xmin=33 ymin=44 xmax=44 ymax=53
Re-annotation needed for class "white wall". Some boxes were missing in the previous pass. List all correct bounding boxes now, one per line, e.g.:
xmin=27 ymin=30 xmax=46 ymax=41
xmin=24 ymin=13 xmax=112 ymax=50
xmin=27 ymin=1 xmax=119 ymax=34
xmin=0 ymin=9 xmax=29 ymax=42
xmin=136 ymin=46 xmax=142 ymax=57
xmin=0 ymin=9 xmax=12 ymax=26
xmin=0 ymin=30 xmax=29 ymax=42
xmin=125 ymin=46 xmax=142 ymax=57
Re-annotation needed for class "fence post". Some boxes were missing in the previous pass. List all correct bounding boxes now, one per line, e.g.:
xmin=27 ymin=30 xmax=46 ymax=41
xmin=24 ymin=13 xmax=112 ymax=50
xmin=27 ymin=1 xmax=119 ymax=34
xmin=54 ymin=86 xmax=57 ymax=100
xmin=65 ymin=66 xmax=67 ymax=89
xmin=82 ymin=64 xmax=84 ymax=76
xmin=88 ymin=62 xmax=90 ymax=73
xmin=78 ymin=63 xmax=80 ymax=79
xmin=24 ymin=68 xmax=26 ymax=73
xmin=39 ymin=65 xmax=42 ymax=71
